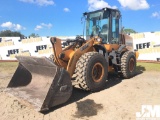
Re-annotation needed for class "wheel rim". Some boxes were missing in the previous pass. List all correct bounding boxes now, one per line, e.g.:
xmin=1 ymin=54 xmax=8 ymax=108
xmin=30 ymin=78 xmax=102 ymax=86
xmin=129 ymin=58 xmax=135 ymax=72
xmin=92 ymin=63 xmax=104 ymax=82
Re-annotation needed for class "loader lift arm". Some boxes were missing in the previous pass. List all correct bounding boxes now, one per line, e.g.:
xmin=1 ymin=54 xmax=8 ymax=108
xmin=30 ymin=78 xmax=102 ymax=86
xmin=50 ymin=36 xmax=95 ymax=77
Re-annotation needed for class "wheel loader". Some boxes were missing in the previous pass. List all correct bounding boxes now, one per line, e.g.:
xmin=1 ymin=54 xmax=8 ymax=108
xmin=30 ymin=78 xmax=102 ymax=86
xmin=6 ymin=7 xmax=139 ymax=112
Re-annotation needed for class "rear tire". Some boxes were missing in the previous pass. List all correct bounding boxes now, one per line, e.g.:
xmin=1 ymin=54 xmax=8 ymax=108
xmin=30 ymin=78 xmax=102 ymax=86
xmin=121 ymin=51 xmax=136 ymax=78
xmin=75 ymin=52 xmax=108 ymax=92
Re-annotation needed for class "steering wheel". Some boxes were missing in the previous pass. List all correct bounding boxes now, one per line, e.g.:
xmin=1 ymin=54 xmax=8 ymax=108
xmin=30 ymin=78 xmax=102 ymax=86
xmin=96 ymin=25 xmax=101 ymax=31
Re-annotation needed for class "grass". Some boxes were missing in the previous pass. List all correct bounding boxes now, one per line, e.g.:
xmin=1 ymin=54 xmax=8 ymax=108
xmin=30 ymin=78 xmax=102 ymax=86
xmin=137 ymin=62 xmax=160 ymax=72
xmin=0 ymin=62 xmax=18 ymax=73
xmin=0 ymin=62 xmax=160 ymax=73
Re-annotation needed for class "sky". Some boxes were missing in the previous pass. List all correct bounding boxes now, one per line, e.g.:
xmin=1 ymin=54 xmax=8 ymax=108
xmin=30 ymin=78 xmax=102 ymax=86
xmin=0 ymin=0 xmax=160 ymax=37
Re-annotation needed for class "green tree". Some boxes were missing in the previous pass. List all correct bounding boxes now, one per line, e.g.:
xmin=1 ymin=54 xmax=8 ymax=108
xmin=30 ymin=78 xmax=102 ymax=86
xmin=124 ymin=29 xmax=137 ymax=34
xmin=0 ymin=30 xmax=25 ymax=38
xmin=29 ymin=33 xmax=39 ymax=38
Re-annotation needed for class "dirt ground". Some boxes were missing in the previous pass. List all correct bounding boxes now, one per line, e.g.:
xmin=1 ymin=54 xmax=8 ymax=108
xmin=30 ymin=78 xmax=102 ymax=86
xmin=0 ymin=66 xmax=160 ymax=120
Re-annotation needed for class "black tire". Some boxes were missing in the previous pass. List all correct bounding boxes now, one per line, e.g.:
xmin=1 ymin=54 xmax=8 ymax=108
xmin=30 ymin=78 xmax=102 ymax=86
xmin=75 ymin=52 xmax=108 ymax=92
xmin=121 ymin=51 xmax=136 ymax=78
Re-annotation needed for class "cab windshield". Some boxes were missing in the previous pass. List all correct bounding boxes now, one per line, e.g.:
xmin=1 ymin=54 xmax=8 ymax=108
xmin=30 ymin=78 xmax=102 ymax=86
xmin=86 ymin=10 xmax=109 ymax=43
xmin=86 ymin=9 xmax=120 ymax=44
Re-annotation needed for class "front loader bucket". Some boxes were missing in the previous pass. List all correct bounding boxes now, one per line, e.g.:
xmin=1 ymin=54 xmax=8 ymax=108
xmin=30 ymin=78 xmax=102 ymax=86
xmin=6 ymin=56 xmax=72 ymax=112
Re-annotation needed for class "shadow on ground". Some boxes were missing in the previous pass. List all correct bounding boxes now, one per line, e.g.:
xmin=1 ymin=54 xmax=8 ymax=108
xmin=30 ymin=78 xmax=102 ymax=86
xmin=73 ymin=99 xmax=103 ymax=118
xmin=136 ymin=65 xmax=146 ymax=75
xmin=104 ymin=64 xmax=146 ymax=90
xmin=43 ymin=65 xmax=146 ymax=114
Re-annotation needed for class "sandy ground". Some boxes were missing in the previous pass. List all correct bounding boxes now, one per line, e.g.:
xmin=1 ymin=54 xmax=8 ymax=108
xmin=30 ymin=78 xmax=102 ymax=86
xmin=0 ymin=68 xmax=160 ymax=120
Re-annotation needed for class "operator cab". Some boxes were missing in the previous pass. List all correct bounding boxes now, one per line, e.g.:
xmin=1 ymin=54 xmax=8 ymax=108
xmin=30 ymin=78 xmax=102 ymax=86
xmin=84 ymin=7 xmax=121 ymax=44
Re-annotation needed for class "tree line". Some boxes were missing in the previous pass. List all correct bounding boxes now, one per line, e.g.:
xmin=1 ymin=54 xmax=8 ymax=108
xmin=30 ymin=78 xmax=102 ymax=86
xmin=0 ymin=30 xmax=39 ymax=38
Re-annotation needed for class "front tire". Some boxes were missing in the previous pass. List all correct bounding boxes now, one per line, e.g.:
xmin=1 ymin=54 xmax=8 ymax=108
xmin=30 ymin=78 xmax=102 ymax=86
xmin=121 ymin=51 xmax=136 ymax=78
xmin=75 ymin=52 xmax=108 ymax=92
